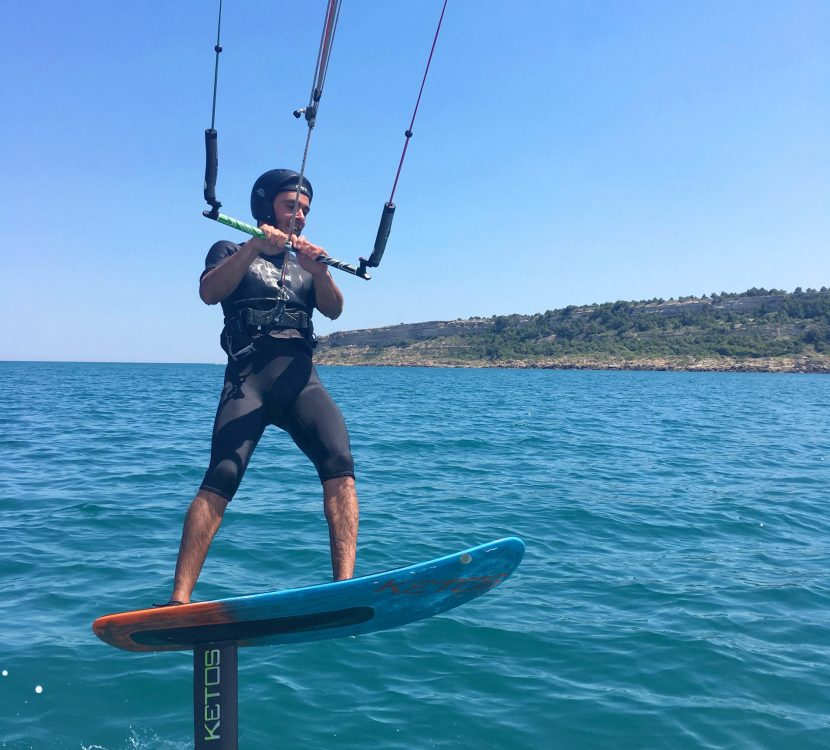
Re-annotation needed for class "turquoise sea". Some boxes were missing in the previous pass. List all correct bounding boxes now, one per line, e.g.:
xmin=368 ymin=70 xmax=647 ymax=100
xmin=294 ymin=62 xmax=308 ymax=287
xmin=1 ymin=361 xmax=828 ymax=749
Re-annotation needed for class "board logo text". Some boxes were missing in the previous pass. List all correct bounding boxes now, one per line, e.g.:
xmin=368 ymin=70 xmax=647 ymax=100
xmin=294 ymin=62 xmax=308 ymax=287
xmin=203 ymin=647 xmax=221 ymax=741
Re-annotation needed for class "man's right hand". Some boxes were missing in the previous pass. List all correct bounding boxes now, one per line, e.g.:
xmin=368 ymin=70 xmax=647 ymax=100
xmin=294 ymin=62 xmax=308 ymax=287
xmin=246 ymin=224 xmax=293 ymax=256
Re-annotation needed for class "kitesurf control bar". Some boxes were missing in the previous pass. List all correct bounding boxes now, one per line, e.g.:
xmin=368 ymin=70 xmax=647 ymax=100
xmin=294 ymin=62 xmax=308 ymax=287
xmin=203 ymin=211 xmax=371 ymax=280
xmin=198 ymin=0 xmax=448 ymax=282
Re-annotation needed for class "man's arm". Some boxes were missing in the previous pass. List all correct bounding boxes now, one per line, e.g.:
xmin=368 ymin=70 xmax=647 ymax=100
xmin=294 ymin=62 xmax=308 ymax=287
xmin=200 ymin=227 xmax=289 ymax=305
xmin=312 ymin=269 xmax=345 ymax=320
xmin=292 ymin=236 xmax=344 ymax=320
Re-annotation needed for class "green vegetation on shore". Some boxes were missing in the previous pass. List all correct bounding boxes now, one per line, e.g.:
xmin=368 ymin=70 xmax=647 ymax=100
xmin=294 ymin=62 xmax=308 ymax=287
xmin=316 ymin=288 xmax=830 ymax=372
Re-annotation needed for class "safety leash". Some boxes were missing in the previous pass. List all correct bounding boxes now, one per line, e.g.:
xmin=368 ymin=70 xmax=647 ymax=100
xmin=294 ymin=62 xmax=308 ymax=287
xmin=282 ymin=0 xmax=343 ymax=288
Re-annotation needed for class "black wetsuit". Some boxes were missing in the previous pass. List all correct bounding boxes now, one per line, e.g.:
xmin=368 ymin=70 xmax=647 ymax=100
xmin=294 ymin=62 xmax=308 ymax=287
xmin=199 ymin=241 xmax=354 ymax=500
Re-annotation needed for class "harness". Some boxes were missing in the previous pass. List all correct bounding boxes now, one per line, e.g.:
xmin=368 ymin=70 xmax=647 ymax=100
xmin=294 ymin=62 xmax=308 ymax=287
xmin=222 ymin=297 xmax=315 ymax=361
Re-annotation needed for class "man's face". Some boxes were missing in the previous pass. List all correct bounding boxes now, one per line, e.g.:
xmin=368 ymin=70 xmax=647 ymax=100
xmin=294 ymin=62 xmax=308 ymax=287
xmin=271 ymin=191 xmax=311 ymax=235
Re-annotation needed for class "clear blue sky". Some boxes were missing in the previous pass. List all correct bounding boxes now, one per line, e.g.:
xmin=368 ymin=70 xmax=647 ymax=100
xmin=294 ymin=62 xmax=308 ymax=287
xmin=1 ymin=1 xmax=827 ymax=363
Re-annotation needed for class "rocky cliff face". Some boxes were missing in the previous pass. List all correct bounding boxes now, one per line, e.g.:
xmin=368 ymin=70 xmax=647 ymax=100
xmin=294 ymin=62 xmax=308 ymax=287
xmin=635 ymin=294 xmax=790 ymax=317
xmin=314 ymin=292 xmax=830 ymax=372
xmin=320 ymin=317 xmax=497 ymax=348
xmin=318 ymin=294 xmax=818 ymax=349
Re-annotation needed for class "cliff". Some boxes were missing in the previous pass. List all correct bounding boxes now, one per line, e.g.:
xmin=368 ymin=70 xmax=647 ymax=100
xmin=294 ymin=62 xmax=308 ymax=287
xmin=315 ymin=289 xmax=830 ymax=373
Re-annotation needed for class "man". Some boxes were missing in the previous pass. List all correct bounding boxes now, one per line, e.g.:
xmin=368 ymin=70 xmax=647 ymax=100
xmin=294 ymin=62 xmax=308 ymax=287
xmin=161 ymin=169 xmax=359 ymax=606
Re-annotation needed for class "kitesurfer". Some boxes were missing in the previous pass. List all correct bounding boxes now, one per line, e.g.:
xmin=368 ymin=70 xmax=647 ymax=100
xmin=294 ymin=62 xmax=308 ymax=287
xmin=161 ymin=169 xmax=358 ymax=605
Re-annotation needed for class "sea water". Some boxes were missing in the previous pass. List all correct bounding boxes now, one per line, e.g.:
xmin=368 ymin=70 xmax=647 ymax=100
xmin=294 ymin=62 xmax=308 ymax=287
xmin=0 ymin=362 xmax=828 ymax=750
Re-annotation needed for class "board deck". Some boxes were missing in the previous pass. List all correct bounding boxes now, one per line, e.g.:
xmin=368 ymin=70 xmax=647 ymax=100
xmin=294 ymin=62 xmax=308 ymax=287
xmin=93 ymin=537 xmax=524 ymax=652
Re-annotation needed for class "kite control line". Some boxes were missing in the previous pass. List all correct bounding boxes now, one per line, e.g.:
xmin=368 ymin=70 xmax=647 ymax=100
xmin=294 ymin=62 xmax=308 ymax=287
xmin=358 ymin=0 xmax=449 ymax=278
xmin=203 ymin=0 xmax=223 ymax=220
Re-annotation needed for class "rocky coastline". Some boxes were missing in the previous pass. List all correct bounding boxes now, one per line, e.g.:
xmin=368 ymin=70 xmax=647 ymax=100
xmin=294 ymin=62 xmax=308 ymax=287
xmin=314 ymin=347 xmax=830 ymax=374
xmin=314 ymin=291 xmax=830 ymax=373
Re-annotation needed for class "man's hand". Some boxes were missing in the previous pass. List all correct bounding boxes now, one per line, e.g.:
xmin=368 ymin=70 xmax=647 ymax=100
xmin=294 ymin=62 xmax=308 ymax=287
xmin=247 ymin=224 xmax=292 ymax=256
xmin=288 ymin=235 xmax=344 ymax=319
xmin=291 ymin=235 xmax=330 ymax=278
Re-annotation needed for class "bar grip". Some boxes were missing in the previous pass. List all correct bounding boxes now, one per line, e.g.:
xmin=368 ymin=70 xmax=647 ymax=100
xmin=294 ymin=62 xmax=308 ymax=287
xmin=203 ymin=129 xmax=221 ymax=216
xmin=368 ymin=202 xmax=395 ymax=268
xmin=205 ymin=213 xmax=371 ymax=280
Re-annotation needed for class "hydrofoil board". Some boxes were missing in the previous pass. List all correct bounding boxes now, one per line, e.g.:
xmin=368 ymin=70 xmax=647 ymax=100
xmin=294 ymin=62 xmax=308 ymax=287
xmin=93 ymin=537 xmax=524 ymax=652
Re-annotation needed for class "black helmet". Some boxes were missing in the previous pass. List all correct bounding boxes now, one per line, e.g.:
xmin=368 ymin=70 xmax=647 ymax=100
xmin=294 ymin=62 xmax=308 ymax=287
xmin=250 ymin=169 xmax=313 ymax=225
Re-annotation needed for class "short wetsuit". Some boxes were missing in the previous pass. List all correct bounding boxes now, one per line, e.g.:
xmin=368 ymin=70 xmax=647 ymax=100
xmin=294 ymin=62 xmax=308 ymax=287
xmin=199 ymin=241 xmax=355 ymax=500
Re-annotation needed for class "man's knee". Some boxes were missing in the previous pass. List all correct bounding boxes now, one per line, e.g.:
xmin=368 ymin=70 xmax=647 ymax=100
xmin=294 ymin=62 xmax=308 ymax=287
xmin=317 ymin=443 xmax=355 ymax=484
xmin=194 ymin=489 xmax=230 ymax=518
xmin=200 ymin=459 xmax=242 ymax=502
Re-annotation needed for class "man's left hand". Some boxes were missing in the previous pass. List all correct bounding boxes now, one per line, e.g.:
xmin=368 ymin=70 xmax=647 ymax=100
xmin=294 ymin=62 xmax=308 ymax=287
xmin=291 ymin=235 xmax=329 ymax=278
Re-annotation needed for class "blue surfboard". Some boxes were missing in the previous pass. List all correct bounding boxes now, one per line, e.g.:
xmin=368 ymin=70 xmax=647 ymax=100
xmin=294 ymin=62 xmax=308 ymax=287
xmin=93 ymin=537 xmax=525 ymax=652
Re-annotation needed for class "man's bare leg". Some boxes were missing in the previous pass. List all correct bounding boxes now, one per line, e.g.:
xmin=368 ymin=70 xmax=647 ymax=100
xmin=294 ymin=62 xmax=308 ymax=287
xmin=323 ymin=476 xmax=359 ymax=581
xmin=169 ymin=490 xmax=229 ymax=604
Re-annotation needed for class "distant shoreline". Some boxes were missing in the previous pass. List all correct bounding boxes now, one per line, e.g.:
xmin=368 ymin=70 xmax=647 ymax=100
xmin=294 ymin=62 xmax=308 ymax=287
xmin=315 ymin=290 xmax=830 ymax=374
xmin=314 ymin=353 xmax=830 ymax=374
xmin=1 ymin=359 xmax=828 ymax=373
